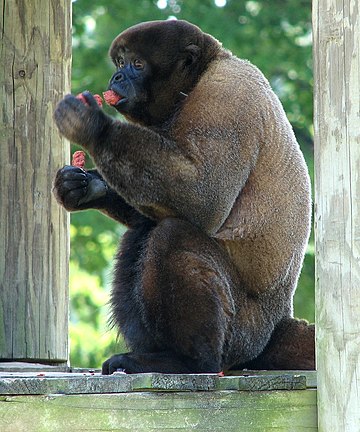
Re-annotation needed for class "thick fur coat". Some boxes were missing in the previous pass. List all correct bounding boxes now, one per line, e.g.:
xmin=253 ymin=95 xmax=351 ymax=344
xmin=53 ymin=20 xmax=314 ymax=373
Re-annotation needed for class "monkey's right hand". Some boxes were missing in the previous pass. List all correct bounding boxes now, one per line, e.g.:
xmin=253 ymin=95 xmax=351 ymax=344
xmin=53 ymin=166 xmax=107 ymax=211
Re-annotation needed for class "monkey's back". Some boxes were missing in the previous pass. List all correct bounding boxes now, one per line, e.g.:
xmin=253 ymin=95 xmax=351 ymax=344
xmin=176 ymin=54 xmax=311 ymax=300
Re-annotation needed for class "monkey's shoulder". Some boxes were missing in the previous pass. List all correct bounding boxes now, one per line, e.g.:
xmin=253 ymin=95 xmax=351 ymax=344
xmin=181 ymin=55 xmax=277 ymax=126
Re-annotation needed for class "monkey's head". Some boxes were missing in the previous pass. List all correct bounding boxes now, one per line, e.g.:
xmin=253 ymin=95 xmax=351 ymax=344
xmin=107 ymin=20 xmax=221 ymax=125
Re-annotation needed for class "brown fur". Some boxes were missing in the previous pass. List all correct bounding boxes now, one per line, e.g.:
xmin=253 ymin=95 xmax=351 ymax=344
xmin=242 ymin=319 xmax=315 ymax=370
xmin=53 ymin=20 xmax=314 ymax=373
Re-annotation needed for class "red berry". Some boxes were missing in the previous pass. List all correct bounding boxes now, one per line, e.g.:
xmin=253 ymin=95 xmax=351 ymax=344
xmin=93 ymin=94 xmax=103 ymax=107
xmin=72 ymin=150 xmax=86 ymax=169
xmin=103 ymin=90 xmax=122 ymax=106
xmin=76 ymin=92 xmax=103 ymax=107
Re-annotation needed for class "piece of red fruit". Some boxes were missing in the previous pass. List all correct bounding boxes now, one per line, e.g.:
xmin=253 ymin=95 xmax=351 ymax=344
xmin=76 ymin=92 xmax=103 ymax=107
xmin=93 ymin=94 xmax=103 ymax=107
xmin=72 ymin=150 xmax=86 ymax=169
xmin=103 ymin=90 xmax=122 ymax=106
xmin=76 ymin=93 xmax=87 ymax=105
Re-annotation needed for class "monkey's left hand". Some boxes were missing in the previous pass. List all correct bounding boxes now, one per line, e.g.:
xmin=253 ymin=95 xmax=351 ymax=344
xmin=54 ymin=91 xmax=112 ymax=149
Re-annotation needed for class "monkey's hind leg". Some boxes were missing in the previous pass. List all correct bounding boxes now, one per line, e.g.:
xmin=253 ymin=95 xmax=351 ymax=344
xmin=102 ymin=217 xmax=236 ymax=375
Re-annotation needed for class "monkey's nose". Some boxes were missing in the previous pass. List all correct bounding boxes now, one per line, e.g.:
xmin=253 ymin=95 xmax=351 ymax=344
xmin=110 ymin=70 xmax=124 ymax=84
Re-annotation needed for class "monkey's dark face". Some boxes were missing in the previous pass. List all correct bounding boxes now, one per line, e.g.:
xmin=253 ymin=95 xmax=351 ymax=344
xmin=107 ymin=20 xmax=220 ymax=126
xmin=107 ymin=50 xmax=150 ymax=118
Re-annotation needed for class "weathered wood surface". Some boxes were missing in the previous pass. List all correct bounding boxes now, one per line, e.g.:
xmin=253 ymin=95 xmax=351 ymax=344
xmin=0 ymin=390 xmax=317 ymax=432
xmin=0 ymin=372 xmax=317 ymax=431
xmin=228 ymin=369 xmax=317 ymax=388
xmin=0 ymin=1 xmax=71 ymax=361
xmin=313 ymin=0 xmax=360 ymax=431
xmin=0 ymin=371 xmax=311 ymax=395
xmin=0 ymin=362 xmax=69 ymax=373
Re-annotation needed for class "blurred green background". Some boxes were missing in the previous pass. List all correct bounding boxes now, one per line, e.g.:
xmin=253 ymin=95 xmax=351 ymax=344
xmin=69 ymin=0 xmax=314 ymax=368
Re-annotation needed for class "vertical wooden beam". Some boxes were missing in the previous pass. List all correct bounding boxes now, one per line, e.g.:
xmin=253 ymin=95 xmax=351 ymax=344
xmin=313 ymin=0 xmax=360 ymax=429
xmin=0 ymin=1 xmax=71 ymax=362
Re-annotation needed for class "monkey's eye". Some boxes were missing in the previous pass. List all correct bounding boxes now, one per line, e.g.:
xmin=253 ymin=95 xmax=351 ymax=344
xmin=133 ymin=59 xmax=144 ymax=69
xmin=117 ymin=58 xmax=125 ymax=68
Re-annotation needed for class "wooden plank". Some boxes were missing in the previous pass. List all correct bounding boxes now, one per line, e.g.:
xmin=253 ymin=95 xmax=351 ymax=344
xmin=0 ymin=372 xmax=308 ymax=395
xmin=0 ymin=362 xmax=69 ymax=373
xmin=229 ymin=369 xmax=317 ymax=388
xmin=0 ymin=390 xmax=317 ymax=431
xmin=0 ymin=0 xmax=71 ymax=361
xmin=312 ymin=0 xmax=360 ymax=430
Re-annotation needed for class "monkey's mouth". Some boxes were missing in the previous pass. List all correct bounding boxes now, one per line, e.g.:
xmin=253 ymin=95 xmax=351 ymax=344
xmin=103 ymin=89 xmax=126 ymax=107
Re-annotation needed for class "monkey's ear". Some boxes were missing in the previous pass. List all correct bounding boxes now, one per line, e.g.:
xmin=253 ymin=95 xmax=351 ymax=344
xmin=183 ymin=44 xmax=200 ymax=66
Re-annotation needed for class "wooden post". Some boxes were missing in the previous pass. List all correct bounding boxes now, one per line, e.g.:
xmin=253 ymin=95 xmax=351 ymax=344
xmin=0 ymin=1 xmax=71 ymax=363
xmin=313 ymin=0 xmax=360 ymax=430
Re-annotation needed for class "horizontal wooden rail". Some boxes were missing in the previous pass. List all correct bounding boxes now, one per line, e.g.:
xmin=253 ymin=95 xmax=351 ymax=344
xmin=0 ymin=370 xmax=317 ymax=431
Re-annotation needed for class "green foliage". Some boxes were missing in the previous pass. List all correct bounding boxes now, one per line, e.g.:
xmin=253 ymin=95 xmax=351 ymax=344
xmin=69 ymin=262 xmax=127 ymax=367
xmin=69 ymin=0 xmax=315 ymax=367
xmin=294 ymin=244 xmax=315 ymax=322
xmin=70 ymin=210 xmax=126 ymax=283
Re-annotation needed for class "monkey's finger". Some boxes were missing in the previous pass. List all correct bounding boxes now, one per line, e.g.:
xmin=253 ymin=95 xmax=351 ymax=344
xmin=62 ymin=179 xmax=87 ymax=189
xmin=54 ymin=96 xmax=85 ymax=127
xmin=63 ymin=94 xmax=84 ymax=108
xmin=59 ymin=166 xmax=87 ymax=178
xmin=81 ymin=91 xmax=100 ymax=109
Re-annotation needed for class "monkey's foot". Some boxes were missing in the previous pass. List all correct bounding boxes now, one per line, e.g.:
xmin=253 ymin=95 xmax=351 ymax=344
xmin=240 ymin=318 xmax=315 ymax=370
xmin=102 ymin=351 xmax=200 ymax=375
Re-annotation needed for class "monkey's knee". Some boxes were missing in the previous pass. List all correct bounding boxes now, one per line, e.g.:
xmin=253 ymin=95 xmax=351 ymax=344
xmin=146 ymin=217 xmax=235 ymax=308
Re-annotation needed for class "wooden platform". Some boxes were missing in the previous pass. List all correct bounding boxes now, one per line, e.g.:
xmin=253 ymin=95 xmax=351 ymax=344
xmin=0 ymin=368 xmax=317 ymax=431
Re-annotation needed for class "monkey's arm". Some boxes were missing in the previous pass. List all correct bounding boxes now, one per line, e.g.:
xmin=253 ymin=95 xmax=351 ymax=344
xmin=54 ymin=94 xmax=252 ymax=233
xmin=53 ymin=166 xmax=149 ymax=227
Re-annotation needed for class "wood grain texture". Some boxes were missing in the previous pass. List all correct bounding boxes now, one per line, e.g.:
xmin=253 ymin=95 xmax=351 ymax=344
xmin=0 ymin=390 xmax=317 ymax=431
xmin=313 ymin=0 xmax=360 ymax=430
xmin=0 ymin=371 xmax=310 ymax=395
xmin=0 ymin=0 xmax=71 ymax=361
xmin=0 ymin=372 xmax=317 ymax=430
